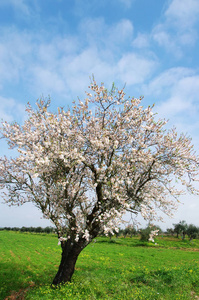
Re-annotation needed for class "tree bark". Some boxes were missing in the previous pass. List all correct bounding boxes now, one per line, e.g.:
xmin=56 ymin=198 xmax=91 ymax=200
xmin=52 ymin=238 xmax=87 ymax=285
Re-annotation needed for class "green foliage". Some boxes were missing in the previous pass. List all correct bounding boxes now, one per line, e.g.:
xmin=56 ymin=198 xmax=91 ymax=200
xmin=139 ymin=226 xmax=151 ymax=241
xmin=122 ymin=225 xmax=137 ymax=238
xmin=187 ymin=224 xmax=199 ymax=241
xmin=173 ymin=220 xmax=188 ymax=239
xmin=139 ymin=225 xmax=161 ymax=242
xmin=166 ymin=227 xmax=175 ymax=235
xmin=0 ymin=226 xmax=55 ymax=233
xmin=1 ymin=231 xmax=199 ymax=299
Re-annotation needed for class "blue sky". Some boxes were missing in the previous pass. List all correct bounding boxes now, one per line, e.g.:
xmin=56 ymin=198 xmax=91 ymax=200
xmin=0 ymin=0 xmax=199 ymax=230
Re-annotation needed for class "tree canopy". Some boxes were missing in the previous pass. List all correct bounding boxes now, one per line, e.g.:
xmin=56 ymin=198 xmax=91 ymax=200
xmin=0 ymin=79 xmax=199 ymax=284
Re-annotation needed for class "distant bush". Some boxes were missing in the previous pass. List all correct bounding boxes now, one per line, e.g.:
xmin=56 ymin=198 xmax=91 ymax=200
xmin=0 ymin=226 xmax=55 ymax=233
xmin=139 ymin=225 xmax=161 ymax=242
xmin=187 ymin=224 xmax=199 ymax=241
xmin=139 ymin=227 xmax=151 ymax=242
xmin=166 ymin=221 xmax=199 ymax=240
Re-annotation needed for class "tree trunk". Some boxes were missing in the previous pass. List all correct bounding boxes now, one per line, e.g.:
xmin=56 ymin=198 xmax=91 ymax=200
xmin=52 ymin=238 xmax=87 ymax=285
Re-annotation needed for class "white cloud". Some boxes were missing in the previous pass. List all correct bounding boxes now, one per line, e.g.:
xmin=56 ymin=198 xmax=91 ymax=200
xmin=0 ymin=18 xmax=147 ymax=101
xmin=62 ymin=48 xmax=114 ymax=86
xmin=132 ymin=33 xmax=150 ymax=49
xmin=156 ymin=96 xmax=190 ymax=118
xmin=156 ymin=74 xmax=199 ymax=118
xmin=152 ymin=0 xmax=199 ymax=56
xmin=152 ymin=25 xmax=196 ymax=57
xmin=144 ymin=67 xmax=195 ymax=97
xmin=0 ymin=97 xmax=16 ymax=122
xmin=0 ymin=96 xmax=25 ymax=122
xmin=165 ymin=0 xmax=199 ymax=28
xmin=152 ymin=25 xmax=183 ymax=58
xmin=109 ymin=19 xmax=134 ymax=44
xmin=31 ymin=67 xmax=66 ymax=96
xmin=152 ymin=72 xmax=199 ymax=151
xmin=0 ymin=28 xmax=80 ymax=99
xmin=117 ymin=53 xmax=157 ymax=85
xmin=30 ymin=46 xmax=114 ymax=99
xmin=79 ymin=17 xmax=134 ymax=50
xmin=142 ymin=67 xmax=199 ymax=150
xmin=117 ymin=0 xmax=135 ymax=9
xmin=0 ymin=0 xmax=31 ymax=16
xmin=30 ymin=45 xmax=157 ymax=100
xmin=0 ymin=28 xmax=33 ymax=88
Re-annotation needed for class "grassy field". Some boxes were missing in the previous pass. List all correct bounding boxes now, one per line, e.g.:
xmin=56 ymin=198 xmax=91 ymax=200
xmin=1 ymin=231 xmax=199 ymax=299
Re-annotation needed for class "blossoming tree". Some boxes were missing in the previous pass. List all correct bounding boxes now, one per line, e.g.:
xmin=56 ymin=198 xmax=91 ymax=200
xmin=0 ymin=80 xmax=198 ymax=285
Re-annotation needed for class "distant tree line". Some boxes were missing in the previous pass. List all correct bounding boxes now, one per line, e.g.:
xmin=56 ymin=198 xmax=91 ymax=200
xmin=1 ymin=220 xmax=198 ymax=241
xmin=117 ymin=221 xmax=199 ymax=241
xmin=102 ymin=221 xmax=199 ymax=242
xmin=166 ymin=220 xmax=199 ymax=241
xmin=102 ymin=224 xmax=162 ymax=242
xmin=0 ymin=226 xmax=55 ymax=233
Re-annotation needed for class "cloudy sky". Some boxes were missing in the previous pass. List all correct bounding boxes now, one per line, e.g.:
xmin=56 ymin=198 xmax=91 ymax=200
xmin=0 ymin=0 xmax=199 ymax=230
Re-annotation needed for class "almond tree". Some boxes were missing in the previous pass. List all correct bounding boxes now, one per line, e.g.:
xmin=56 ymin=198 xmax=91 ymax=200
xmin=0 ymin=80 xmax=199 ymax=285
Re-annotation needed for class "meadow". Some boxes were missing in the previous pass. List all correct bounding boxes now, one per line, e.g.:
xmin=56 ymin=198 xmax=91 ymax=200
xmin=0 ymin=231 xmax=199 ymax=300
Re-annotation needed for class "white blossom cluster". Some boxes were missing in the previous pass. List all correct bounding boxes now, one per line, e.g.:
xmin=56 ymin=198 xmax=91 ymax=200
xmin=149 ymin=229 xmax=159 ymax=243
xmin=0 ymin=80 xmax=199 ymax=245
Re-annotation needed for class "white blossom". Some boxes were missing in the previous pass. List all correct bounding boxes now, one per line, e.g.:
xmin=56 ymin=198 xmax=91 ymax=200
xmin=0 ymin=79 xmax=198 ymax=246
xmin=58 ymin=237 xmax=67 ymax=245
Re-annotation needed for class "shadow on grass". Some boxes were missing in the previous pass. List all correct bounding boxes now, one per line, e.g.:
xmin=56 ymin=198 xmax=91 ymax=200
xmin=0 ymin=261 xmax=55 ymax=299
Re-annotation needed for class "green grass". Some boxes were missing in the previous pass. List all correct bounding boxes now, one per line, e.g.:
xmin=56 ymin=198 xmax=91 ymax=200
xmin=1 ymin=232 xmax=199 ymax=299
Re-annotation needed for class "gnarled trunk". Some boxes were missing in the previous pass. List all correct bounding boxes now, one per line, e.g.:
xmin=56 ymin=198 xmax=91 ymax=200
xmin=52 ymin=238 xmax=87 ymax=285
